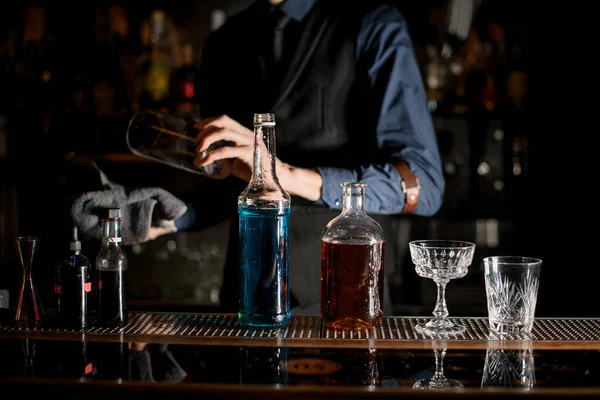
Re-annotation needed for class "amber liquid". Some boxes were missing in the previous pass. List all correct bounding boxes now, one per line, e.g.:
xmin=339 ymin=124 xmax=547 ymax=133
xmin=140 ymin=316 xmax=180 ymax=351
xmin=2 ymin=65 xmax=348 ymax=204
xmin=320 ymin=240 xmax=385 ymax=329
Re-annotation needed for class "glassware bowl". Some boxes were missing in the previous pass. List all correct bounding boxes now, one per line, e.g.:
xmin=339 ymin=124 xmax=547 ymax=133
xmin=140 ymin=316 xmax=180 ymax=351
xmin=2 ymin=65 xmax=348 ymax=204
xmin=126 ymin=109 xmax=233 ymax=179
xmin=409 ymin=240 xmax=476 ymax=336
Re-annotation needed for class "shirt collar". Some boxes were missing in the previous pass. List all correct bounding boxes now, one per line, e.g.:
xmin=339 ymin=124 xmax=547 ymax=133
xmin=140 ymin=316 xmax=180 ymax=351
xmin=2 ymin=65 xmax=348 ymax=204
xmin=278 ymin=0 xmax=319 ymax=22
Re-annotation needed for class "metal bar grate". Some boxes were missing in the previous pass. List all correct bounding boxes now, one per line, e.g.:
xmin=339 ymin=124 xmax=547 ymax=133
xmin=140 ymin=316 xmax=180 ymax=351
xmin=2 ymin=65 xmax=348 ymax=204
xmin=2 ymin=313 xmax=600 ymax=344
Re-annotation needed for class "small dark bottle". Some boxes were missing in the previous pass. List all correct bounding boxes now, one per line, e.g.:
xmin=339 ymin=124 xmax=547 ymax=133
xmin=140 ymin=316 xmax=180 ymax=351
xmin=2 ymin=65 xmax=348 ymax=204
xmin=55 ymin=226 xmax=92 ymax=329
xmin=96 ymin=208 xmax=128 ymax=327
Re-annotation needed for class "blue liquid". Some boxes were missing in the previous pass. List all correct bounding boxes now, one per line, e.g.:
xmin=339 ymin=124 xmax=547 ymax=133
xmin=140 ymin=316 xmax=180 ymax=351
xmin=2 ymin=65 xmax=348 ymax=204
xmin=238 ymin=206 xmax=290 ymax=328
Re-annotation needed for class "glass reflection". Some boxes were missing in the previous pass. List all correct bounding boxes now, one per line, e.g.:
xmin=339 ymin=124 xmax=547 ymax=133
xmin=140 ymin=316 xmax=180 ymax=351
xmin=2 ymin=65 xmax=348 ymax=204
xmin=239 ymin=346 xmax=288 ymax=385
xmin=280 ymin=348 xmax=382 ymax=387
xmin=21 ymin=338 xmax=36 ymax=378
xmin=481 ymin=345 xmax=535 ymax=390
xmin=335 ymin=348 xmax=381 ymax=387
xmin=56 ymin=333 xmax=94 ymax=380
xmin=3 ymin=339 xmax=599 ymax=390
xmin=413 ymin=348 xmax=463 ymax=390
xmin=94 ymin=339 xmax=130 ymax=382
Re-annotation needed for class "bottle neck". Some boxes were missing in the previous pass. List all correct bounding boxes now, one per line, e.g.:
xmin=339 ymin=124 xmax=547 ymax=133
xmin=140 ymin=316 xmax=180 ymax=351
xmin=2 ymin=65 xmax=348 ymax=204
xmin=250 ymin=122 xmax=278 ymax=185
xmin=342 ymin=184 xmax=366 ymax=214
xmin=101 ymin=218 xmax=122 ymax=246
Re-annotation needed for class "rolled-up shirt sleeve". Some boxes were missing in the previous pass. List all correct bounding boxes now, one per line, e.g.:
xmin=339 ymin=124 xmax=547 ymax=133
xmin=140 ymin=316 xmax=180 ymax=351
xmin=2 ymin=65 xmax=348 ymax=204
xmin=316 ymin=5 xmax=444 ymax=217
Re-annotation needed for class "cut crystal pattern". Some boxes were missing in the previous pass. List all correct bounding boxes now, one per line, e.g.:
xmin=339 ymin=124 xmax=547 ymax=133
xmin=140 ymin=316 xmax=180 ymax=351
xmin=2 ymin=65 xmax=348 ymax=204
xmin=481 ymin=348 xmax=535 ymax=390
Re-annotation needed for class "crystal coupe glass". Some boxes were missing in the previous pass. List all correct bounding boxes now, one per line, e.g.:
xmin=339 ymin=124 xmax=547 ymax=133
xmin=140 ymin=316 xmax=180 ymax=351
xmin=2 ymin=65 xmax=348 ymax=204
xmin=409 ymin=240 xmax=476 ymax=335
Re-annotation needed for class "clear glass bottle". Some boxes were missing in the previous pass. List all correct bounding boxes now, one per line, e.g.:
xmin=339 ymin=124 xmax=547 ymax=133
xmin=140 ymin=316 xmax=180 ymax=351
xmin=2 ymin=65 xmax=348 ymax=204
xmin=55 ymin=226 xmax=92 ymax=329
xmin=320 ymin=183 xmax=385 ymax=329
xmin=237 ymin=113 xmax=291 ymax=328
xmin=95 ymin=208 xmax=128 ymax=327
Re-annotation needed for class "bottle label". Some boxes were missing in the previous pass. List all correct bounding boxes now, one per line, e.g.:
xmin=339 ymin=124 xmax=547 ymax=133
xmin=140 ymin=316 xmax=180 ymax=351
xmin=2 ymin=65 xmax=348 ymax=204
xmin=84 ymin=282 xmax=92 ymax=292
xmin=98 ymin=280 xmax=103 ymax=290
xmin=55 ymin=284 xmax=63 ymax=295
xmin=85 ymin=362 xmax=93 ymax=375
xmin=109 ymin=237 xmax=121 ymax=243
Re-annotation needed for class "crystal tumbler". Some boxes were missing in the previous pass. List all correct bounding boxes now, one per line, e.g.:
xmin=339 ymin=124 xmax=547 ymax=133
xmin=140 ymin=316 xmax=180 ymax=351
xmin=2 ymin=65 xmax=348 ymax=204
xmin=483 ymin=256 xmax=542 ymax=338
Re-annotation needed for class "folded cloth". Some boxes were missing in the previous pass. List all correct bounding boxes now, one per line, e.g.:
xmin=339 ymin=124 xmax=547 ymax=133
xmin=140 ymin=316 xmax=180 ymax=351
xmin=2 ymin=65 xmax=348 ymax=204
xmin=68 ymin=154 xmax=187 ymax=245
xmin=71 ymin=186 xmax=188 ymax=245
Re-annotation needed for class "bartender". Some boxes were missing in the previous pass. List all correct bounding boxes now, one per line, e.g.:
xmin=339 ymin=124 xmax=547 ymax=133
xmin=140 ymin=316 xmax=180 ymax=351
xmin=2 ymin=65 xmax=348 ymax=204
xmin=154 ymin=0 xmax=445 ymax=315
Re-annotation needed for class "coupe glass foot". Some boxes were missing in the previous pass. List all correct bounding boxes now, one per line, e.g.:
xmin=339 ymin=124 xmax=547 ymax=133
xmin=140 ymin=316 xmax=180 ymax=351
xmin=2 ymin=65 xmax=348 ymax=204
xmin=413 ymin=377 xmax=464 ymax=390
xmin=415 ymin=319 xmax=465 ymax=336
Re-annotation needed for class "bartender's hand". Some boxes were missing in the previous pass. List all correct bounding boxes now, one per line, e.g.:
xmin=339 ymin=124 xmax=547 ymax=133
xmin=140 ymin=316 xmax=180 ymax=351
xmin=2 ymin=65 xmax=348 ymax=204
xmin=193 ymin=114 xmax=323 ymax=201
xmin=147 ymin=220 xmax=176 ymax=241
xmin=194 ymin=115 xmax=254 ymax=181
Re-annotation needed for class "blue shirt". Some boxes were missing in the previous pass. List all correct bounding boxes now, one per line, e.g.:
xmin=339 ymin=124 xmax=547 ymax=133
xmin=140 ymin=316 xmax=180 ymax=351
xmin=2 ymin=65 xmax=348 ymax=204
xmin=176 ymin=0 xmax=444 ymax=230
xmin=285 ymin=0 xmax=444 ymax=216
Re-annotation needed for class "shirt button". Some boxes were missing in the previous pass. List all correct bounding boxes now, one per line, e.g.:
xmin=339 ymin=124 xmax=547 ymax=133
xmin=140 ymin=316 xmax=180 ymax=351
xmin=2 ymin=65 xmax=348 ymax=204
xmin=334 ymin=199 xmax=340 ymax=206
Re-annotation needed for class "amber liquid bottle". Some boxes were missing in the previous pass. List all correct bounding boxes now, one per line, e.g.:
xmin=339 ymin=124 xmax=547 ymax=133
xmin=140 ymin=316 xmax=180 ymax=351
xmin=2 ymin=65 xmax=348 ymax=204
xmin=320 ymin=183 xmax=385 ymax=329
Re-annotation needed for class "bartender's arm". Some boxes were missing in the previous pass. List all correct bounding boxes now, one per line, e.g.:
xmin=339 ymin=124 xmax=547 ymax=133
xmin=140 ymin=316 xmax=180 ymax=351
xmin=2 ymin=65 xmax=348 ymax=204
xmin=314 ymin=5 xmax=445 ymax=217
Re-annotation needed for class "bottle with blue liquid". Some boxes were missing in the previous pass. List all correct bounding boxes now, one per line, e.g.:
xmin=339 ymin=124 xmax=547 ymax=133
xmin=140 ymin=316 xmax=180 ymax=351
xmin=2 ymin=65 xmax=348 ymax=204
xmin=238 ymin=113 xmax=290 ymax=328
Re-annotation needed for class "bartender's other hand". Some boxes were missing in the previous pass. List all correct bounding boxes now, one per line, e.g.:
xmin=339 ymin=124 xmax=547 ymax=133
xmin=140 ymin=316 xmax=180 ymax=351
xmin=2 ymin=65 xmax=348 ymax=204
xmin=193 ymin=115 xmax=254 ymax=181
xmin=148 ymin=220 xmax=176 ymax=241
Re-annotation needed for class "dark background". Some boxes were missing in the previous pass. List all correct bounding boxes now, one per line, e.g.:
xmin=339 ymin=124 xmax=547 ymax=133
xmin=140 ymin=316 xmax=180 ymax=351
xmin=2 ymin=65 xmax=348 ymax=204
xmin=0 ymin=1 xmax=592 ymax=317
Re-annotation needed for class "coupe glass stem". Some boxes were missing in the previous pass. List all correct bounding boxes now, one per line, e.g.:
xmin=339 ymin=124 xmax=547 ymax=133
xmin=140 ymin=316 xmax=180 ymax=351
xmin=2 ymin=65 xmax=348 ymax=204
xmin=433 ymin=348 xmax=446 ymax=380
xmin=432 ymin=280 xmax=449 ymax=320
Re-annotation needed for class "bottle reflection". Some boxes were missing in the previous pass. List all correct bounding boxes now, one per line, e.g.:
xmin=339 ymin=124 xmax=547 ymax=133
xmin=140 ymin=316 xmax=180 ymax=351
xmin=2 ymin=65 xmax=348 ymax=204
xmin=413 ymin=348 xmax=463 ymax=390
xmin=22 ymin=338 xmax=36 ymax=378
xmin=296 ymin=348 xmax=381 ymax=387
xmin=94 ymin=338 xmax=130 ymax=382
xmin=239 ymin=346 xmax=288 ymax=385
xmin=339 ymin=348 xmax=381 ymax=387
xmin=56 ymin=334 xmax=94 ymax=380
xmin=481 ymin=345 xmax=535 ymax=390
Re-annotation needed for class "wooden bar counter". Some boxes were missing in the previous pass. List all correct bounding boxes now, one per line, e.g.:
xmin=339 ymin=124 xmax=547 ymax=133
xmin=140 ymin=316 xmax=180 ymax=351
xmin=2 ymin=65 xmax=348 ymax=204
xmin=1 ymin=311 xmax=599 ymax=398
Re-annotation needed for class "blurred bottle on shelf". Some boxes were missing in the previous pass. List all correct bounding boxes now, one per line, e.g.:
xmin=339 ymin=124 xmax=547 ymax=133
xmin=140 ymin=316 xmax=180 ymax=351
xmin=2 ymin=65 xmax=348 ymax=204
xmin=424 ymin=44 xmax=447 ymax=114
xmin=140 ymin=10 xmax=175 ymax=111
xmin=170 ymin=41 xmax=200 ymax=117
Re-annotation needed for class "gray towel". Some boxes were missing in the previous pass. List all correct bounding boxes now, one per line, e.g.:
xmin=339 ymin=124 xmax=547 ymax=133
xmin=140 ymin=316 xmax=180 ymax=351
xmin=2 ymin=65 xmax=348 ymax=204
xmin=68 ymin=154 xmax=187 ymax=245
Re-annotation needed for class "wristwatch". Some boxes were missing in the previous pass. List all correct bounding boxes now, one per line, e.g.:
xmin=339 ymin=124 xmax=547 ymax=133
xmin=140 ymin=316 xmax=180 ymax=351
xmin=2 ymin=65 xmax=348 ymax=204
xmin=392 ymin=161 xmax=421 ymax=214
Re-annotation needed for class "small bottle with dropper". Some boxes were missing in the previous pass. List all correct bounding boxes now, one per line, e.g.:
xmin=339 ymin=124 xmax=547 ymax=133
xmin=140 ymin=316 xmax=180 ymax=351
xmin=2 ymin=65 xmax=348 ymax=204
xmin=55 ymin=226 xmax=92 ymax=329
